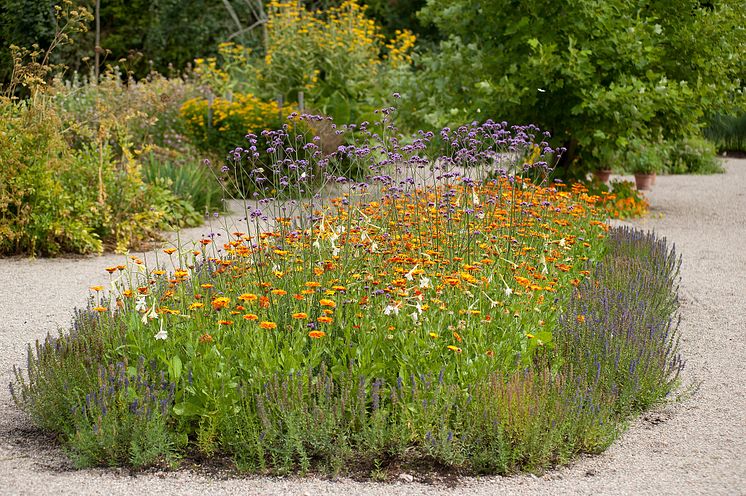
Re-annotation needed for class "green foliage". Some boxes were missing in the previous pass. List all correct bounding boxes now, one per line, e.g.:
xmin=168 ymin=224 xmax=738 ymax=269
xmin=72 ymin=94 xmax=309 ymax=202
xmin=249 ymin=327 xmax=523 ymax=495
xmin=624 ymin=138 xmax=668 ymax=175
xmin=0 ymin=95 xmax=206 ymax=256
xmin=410 ymin=0 xmax=746 ymax=170
xmin=705 ymin=113 xmax=746 ymax=153
xmin=666 ymin=136 xmax=723 ymax=174
xmin=0 ymin=99 xmax=102 ymax=255
xmin=141 ymin=153 xmax=225 ymax=216
xmin=0 ymin=0 xmax=260 ymax=85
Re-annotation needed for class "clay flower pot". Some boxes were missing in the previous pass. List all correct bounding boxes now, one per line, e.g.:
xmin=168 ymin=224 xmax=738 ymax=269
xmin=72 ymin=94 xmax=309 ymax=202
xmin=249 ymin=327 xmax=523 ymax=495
xmin=592 ymin=169 xmax=612 ymax=184
xmin=634 ymin=173 xmax=655 ymax=191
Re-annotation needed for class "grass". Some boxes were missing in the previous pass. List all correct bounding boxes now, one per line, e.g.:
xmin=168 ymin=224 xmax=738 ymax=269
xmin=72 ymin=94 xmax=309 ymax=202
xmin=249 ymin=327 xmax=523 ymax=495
xmin=10 ymin=112 xmax=683 ymax=476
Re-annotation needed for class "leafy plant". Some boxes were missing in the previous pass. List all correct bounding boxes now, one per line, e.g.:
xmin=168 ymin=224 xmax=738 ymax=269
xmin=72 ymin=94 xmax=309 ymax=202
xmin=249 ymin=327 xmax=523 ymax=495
xmin=705 ymin=113 xmax=746 ymax=153
xmin=409 ymin=0 xmax=746 ymax=172
xmin=665 ymin=136 xmax=723 ymax=174
xmin=624 ymin=138 xmax=667 ymax=175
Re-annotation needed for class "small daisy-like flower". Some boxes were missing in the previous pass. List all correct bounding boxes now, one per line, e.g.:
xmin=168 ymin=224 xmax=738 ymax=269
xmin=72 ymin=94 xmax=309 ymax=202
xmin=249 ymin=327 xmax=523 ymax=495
xmin=259 ymin=321 xmax=278 ymax=330
xmin=242 ymin=314 xmax=259 ymax=321
xmin=211 ymin=297 xmax=231 ymax=310
xmin=319 ymin=298 xmax=336 ymax=308
xmin=292 ymin=312 xmax=308 ymax=319
xmin=308 ymin=330 xmax=327 ymax=338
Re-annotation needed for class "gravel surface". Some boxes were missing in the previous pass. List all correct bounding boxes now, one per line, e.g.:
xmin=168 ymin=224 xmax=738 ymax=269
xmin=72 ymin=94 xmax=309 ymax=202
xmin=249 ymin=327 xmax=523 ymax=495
xmin=1 ymin=160 xmax=744 ymax=496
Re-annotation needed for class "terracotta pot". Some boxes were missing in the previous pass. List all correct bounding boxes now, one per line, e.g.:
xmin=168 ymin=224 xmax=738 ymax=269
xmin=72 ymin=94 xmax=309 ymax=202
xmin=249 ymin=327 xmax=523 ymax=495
xmin=650 ymin=172 xmax=657 ymax=185
xmin=592 ymin=169 xmax=612 ymax=183
xmin=634 ymin=173 xmax=655 ymax=191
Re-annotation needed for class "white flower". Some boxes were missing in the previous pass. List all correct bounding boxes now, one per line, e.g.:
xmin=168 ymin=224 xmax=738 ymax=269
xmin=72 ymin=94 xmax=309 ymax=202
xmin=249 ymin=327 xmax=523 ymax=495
xmin=135 ymin=296 xmax=147 ymax=313
xmin=154 ymin=320 xmax=167 ymax=340
xmin=419 ymin=276 xmax=431 ymax=289
xmin=405 ymin=264 xmax=419 ymax=281
xmin=504 ymin=286 xmax=513 ymax=297
xmin=409 ymin=311 xmax=419 ymax=323
xmin=384 ymin=304 xmax=400 ymax=316
xmin=559 ymin=238 xmax=566 ymax=248
xmin=142 ymin=303 xmax=158 ymax=324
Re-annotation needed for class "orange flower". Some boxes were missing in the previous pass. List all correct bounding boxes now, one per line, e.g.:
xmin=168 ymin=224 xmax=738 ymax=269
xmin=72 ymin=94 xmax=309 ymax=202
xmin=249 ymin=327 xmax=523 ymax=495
xmin=188 ymin=302 xmax=204 ymax=310
xmin=577 ymin=315 xmax=586 ymax=324
xmin=92 ymin=306 xmax=108 ymax=313
xmin=308 ymin=330 xmax=327 ymax=339
xmin=259 ymin=296 xmax=270 ymax=308
xmin=218 ymin=320 xmax=233 ymax=326
xmin=163 ymin=248 xmax=177 ymax=255
xmin=305 ymin=281 xmax=321 ymax=288
xmin=447 ymin=345 xmax=462 ymax=353
xmin=238 ymin=293 xmax=258 ymax=302
xmin=317 ymin=316 xmax=333 ymax=324
xmin=199 ymin=333 xmax=213 ymax=344
xmin=292 ymin=312 xmax=308 ymax=319
xmin=270 ymin=289 xmax=287 ymax=296
xmin=201 ymin=283 xmax=215 ymax=289
xmin=243 ymin=313 xmax=259 ymax=321
xmin=453 ymin=331 xmax=462 ymax=343
xmin=211 ymin=297 xmax=231 ymax=310
xmin=90 ymin=285 xmax=104 ymax=292
xmin=259 ymin=321 xmax=278 ymax=330
xmin=319 ymin=299 xmax=336 ymax=308
xmin=105 ymin=267 xmax=117 ymax=274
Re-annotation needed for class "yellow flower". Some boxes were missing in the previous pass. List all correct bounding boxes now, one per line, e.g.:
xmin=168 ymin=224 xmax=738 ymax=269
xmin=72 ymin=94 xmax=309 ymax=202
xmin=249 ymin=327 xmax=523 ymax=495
xmin=319 ymin=298 xmax=336 ymax=308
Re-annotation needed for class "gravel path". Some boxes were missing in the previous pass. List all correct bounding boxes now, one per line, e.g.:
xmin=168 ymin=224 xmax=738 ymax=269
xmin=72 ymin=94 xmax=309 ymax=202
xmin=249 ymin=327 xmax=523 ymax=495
xmin=1 ymin=160 xmax=744 ymax=495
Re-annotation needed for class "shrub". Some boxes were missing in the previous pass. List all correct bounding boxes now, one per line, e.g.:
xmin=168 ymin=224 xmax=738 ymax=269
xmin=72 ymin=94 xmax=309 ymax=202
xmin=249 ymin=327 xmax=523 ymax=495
xmin=0 ymin=98 xmax=102 ymax=255
xmin=410 ymin=0 xmax=746 ymax=172
xmin=179 ymin=92 xmax=287 ymax=156
xmin=666 ymin=136 xmax=723 ymax=174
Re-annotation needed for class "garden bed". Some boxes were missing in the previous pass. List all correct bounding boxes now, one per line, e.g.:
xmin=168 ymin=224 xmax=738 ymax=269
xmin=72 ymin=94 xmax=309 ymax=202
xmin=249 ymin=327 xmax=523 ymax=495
xmin=10 ymin=118 xmax=682 ymax=478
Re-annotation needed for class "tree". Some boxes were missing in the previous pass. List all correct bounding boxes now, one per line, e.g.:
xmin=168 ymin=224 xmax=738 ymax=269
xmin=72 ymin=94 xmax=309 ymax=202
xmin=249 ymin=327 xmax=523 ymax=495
xmin=407 ymin=0 xmax=746 ymax=171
